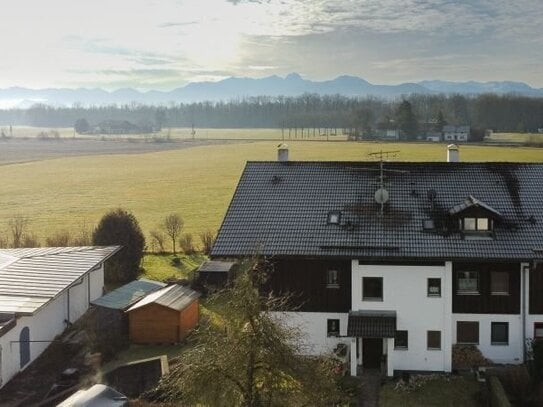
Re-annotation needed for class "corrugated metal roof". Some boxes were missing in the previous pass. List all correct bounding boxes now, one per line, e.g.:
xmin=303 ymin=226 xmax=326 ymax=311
xmin=91 ymin=279 xmax=166 ymax=310
xmin=0 ymin=246 xmax=120 ymax=315
xmin=126 ymin=284 xmax=200 ymax=312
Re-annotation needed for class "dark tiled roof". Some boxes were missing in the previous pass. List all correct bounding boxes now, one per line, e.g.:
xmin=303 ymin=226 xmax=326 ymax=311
xmin=198 ymin=260 xmax=235 ymax=273
xmin=347 ymin=310 xmax=396 ymax=338
xmin=211 ymin=161 xmax=543 ymax=260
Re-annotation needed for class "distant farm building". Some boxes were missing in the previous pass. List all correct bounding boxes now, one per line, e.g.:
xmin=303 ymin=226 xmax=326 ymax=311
xmin=94 ymin=120 xmax=154 ymax=135
xmin=126 ymin=284 xmax=200 ymax=344
xmin=443 ymin=125 xmax=470 ymax=142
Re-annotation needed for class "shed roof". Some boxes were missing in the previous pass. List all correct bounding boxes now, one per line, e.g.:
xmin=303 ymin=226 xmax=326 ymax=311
xmin=126 ymin=284 xmax=200 ymax=312
xmin=0 ymin=246 xmax=120 ymax=315
xmin=91 ymin=278 xmax=166 ymax=310
xmin=198 ymin=260 xmax=235 ymax=273
xmin=211 ymin=161 xmax=543 ymax=261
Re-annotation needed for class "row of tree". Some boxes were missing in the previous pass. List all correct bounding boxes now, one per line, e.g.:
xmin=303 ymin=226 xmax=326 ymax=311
xmin=1 ymin=93 xmax=542 ymax=133
xmin=0 ymin=209 xmax=216 ymax=283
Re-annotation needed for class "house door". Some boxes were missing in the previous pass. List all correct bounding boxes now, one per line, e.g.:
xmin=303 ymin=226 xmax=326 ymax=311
xmin=362 ymin=338 xmax=382 ymax=369
xmin=20 ymin=327 xmax=30 ymax=368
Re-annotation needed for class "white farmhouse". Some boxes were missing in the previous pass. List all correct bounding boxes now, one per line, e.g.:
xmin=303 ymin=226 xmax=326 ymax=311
xmin=0 ymin=246 xmax=120 ymax=388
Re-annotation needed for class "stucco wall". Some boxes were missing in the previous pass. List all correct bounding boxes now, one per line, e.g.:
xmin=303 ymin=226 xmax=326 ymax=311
xmin=270 ymin=311 xmax=350 ymax=355
xmin=351 ymin=262 xmax=452 ymax=373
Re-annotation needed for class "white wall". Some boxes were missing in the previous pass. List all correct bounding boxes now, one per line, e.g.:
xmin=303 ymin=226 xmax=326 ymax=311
xmin=452 ymin=314 xmax=523 ymax=364
xmin=0 ymin=265 xmax=104 ymax=389
xmin=351 ymin=262 xmax=452 ymax=373
xmin=270 ymin=311 xmax=349 ymax=355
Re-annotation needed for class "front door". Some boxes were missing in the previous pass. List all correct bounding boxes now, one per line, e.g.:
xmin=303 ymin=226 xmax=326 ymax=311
xmin=362 ymin=338 xmax=382 ymax=369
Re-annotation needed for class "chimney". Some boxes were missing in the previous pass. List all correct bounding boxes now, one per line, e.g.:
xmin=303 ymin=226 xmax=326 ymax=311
xmin=447 ymin=144 xmax=459 ymax=162
xmin=277 ymin=143 xmax=289 ymax=162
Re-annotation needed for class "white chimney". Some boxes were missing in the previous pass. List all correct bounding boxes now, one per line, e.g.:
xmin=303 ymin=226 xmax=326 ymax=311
xmin=447 ymin=144 xmax=459 ymax=162
xmin=278 ymin=143 xmax=289 ymax=162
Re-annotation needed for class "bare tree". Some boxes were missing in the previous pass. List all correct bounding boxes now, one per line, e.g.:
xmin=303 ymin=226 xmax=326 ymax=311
xmin=162 ymin=213 xmax=184 ymax=254
xmin=199 ymin=229 xmax=216 ymax=255
xmin=149 ymin=229 xmax=166 ymax=253
xmin=73 ymin=220 xmax=93 ymax=246
xmin=46 ymin=230 xmax=72 ymax=246
xmin=179 ymin=232 xmax=195 ymax=254
xmin=22 ymin=233 xmax=40 ymax=248
xmin=9 ymin=215 xmax=28 ymax=248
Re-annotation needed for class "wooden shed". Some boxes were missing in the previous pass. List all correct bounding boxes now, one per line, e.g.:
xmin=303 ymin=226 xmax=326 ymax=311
xmin=126 ymin=284 xmax=200 ymax=344
xmin=197 ymin=260 xmax=235 ymax=288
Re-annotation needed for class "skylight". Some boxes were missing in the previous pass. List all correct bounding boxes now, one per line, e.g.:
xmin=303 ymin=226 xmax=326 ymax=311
xmin=327 ymin=211 xmax=341 ymax=225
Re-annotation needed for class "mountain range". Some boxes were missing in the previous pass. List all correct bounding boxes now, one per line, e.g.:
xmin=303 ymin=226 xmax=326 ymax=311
xmin=1 ymin=73 xmax=542 ymax=108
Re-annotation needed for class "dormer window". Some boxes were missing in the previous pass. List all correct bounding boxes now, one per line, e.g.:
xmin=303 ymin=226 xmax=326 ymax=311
xmin=460 ymin=217 xmax=492 ymax=232
xmin=327 ymin=211 xmax=341 ymax=225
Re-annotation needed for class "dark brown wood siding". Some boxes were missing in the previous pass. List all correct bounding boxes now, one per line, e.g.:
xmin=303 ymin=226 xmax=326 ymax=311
xmin=529 ymin=263 xmax=543 ymax=314
xmin=265 ymin=258 xmax=351 ymax=312
xmin=452 ymin=262 xmax=520 ymax=314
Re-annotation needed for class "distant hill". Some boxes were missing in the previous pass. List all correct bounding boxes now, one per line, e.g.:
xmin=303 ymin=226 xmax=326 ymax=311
xmin=1 ymin=74 xmax=542 ymax=107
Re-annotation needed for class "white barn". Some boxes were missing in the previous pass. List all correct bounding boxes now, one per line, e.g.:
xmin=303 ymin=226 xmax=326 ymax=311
xmin=0 ymin=246 xmax=120 ymax=389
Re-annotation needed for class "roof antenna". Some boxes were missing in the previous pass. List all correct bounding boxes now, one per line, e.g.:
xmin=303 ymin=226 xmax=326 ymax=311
xmin=368 ymin=150 xmax=399 ymax=215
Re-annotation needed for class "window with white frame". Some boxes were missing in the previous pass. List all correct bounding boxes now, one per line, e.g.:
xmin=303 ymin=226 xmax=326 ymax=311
xmin=460 ymin=217 xmax=491 ymax=232
xmin=457 ymin=271 xmax=479 ymax=294
xmin=427 ymin=331 xmax=441 ymax=350
xmin=457 ymin=321 xmax=479 ymax=344
xmin=394 ymin=330 xmax=408 ymax=349
xmin=327 ymin=269 xmax=339 ymax=288
xmin=491 ymin=322 xmax=509 ymax=345
xmin=327 ymin=319 xmax=340 ymax=337
xmin=427 ymin=278 xmax=441 ymax=297
xmin=362 ymin=277 xmax=383 ymax=301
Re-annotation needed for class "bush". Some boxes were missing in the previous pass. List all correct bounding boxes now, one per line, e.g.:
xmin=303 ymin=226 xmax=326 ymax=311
xmin=199 ymin=229 xmax=215 ymax=254
xmin=92 ymin=208 xmax=145 ymax=284
xmin=532 ymin=339 xmax=543 ymax=383
xmin=179 ymin=233 xmax=195 ymax=254
xmin=452 ymin=344 xmax=488 ymax=369
xmin=46 ymin=230 xmax=72 ymax=246
xmin=493 ymin=365 xmax=531 ymax=405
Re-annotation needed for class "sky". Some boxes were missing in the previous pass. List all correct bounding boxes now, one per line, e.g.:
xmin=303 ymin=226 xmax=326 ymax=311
xmin=1 ymin=0 xmax=543 ymax=90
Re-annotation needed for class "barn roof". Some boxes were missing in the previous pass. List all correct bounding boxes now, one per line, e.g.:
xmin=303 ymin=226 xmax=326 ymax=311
xmin=211 ymin=161 xmax=543 ymax=261
xmin=91 ymin=278 xmax=166 ymax=310
xmin=126 ymin=284 xmax=200 ymax=312
xmin=0 ymin=246 xmax=120 ymax=315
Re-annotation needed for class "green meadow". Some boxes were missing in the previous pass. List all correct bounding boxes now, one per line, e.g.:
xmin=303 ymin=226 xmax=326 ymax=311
xmin=0 ymin=140 xmax=542 ymax=244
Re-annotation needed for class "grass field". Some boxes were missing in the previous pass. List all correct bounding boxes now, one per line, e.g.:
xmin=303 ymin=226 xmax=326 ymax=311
xmin=0 ymin=139 xmax=542 ymax=244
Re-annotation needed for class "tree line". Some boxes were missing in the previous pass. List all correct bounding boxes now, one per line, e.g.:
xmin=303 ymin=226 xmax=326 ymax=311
xmin=1 ymin=93 xmax=542 ymax=133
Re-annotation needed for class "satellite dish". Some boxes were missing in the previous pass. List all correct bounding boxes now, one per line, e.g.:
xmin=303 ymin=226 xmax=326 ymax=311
xmin=374 ymin=188 xmax=389 ymax=204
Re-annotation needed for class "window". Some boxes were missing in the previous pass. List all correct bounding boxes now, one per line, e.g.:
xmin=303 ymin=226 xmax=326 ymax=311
xmin=423 ymin=219 xmax=435 ymax=230
xmin=491 ymin=272 xmax=509 ymax=295
xmin=428 ymin=278 xmax=441 ymax=297
xmin=457 ymin=271 xmax=479 ymax=294
xmin=491 ymin=322 xmax=509 ymax=345
xmin=362 ymin=277 xmax=383 ymax=301
xmin=457 ymin=321 xmax=479 ymax=344
xmin=427 ymin=331 xmax=441 ymax=350
xmin=327 ymin=319 xmax=340 ymax=337
xmin=327 ymin=211 xmax=341 ymax=224
xmin=327 ymin=269 xmax=339 ymax=288
xmin=535 ymin=323 xmax=543 ymax=340
xmin=461 ymin=217 xmax=491 ymax=232
xmin=394 ymin=330 xmax=408 ymax=349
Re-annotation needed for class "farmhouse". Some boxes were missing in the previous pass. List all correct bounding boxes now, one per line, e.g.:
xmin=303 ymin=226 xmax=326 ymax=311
xmin=0 ymin=246 xmax=120 ymax=389
xmin=211 ymin=146 xmax=543 ymax=376
xmin=443 ymin=125 xmax=470 ymax=142
xmin=126 ymin=284 xmax=200 ymax=344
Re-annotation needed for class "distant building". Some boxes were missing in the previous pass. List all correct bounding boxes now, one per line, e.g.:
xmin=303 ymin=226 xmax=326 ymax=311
xmin=443 ymin=125 xmax=470 ymax=142
xmin=426 ymin=132 xmax=442 ymax=142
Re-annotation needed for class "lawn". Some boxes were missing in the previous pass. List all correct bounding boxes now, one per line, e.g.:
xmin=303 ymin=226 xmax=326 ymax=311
xmin=140 ymin=253 xmax=206 ymax=281
xmin=380 ymin=375 xmax=481 ymax=407
xmin=0 ymin=139 xmax=542 ymax=243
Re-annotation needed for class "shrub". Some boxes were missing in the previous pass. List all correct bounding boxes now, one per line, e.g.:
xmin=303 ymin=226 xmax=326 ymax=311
xmin=199 ymin=229 xmax=215 ymax=254
xmin=92 ymin=208 xmax=145 ymax=284
xmin=46 ymin=230 xmax=72 ymax=246
xmin=488 ymin=376 xmax=511 ymax=407
xmin=452 ymin=344 xmax=488 ymax=369
xmin=179 ymin=233 xmax=195 ymax=254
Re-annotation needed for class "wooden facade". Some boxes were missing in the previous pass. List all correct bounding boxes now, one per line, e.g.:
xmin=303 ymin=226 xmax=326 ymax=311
xmin=266 ymin=258 xmax=351 ymax=312
xmin=128 ymin=299 xmax=199 ymax=344
xmin=452 ymin=262 xmax=520 ymax=314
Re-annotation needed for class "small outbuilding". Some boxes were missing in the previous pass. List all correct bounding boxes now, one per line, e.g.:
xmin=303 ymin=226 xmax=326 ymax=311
xmin=126 ymin=284 xmax=200 ymax=344
xmin=197 ymin=260 xmax=235 ymax=288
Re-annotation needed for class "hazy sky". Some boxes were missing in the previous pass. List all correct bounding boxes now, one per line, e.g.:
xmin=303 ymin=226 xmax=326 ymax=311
xmin=2 ymin=0 xmax=543 ymax=90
